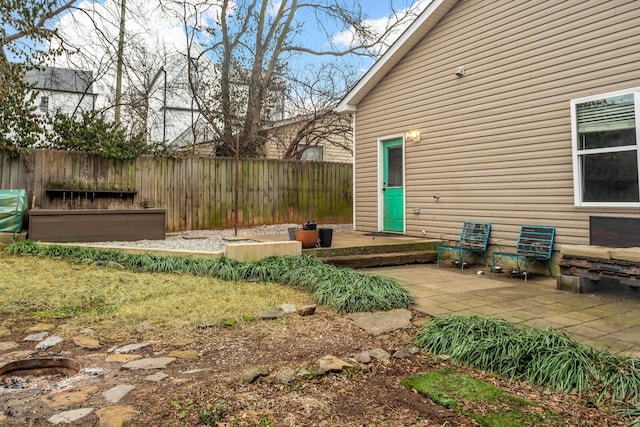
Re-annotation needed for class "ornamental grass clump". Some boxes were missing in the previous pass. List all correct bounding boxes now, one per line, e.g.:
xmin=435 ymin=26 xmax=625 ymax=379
xmin=5 ymin=241 xmax=413 ymax=314
xmin=415 ymin=315 xmax=640 ymax=404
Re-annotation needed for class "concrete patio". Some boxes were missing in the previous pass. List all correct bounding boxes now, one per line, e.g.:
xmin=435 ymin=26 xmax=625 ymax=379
xmin=367 ymin=263 xmax=640 ymax=358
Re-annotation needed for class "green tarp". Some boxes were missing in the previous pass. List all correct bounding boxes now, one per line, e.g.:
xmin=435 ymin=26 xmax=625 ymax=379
xmin=0 ymin=189 xmax=27 ymax=232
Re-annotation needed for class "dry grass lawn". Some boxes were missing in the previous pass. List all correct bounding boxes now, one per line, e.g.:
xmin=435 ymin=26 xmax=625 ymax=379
xmin=0 ymin=252 xmax=315 ymax=338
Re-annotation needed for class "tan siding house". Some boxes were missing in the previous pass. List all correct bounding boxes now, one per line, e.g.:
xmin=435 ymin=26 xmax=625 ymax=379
xmin=337 ymin=0 xmax=640 ymax=256
xmin=265 ymin=113 xmax=353 ymax=163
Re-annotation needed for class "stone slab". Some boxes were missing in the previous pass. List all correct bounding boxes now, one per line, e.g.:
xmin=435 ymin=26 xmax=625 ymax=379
xmin=346 ymin=309 xmax=412 ymax=335
xmin=121 ymin=357 xmax=176 ymax=370
xmin=560 ymin=244 xmax=611 ymax=260
xmin=48 ymin=408 xmax=94 ymax=425
xmin=557 ymin=274 xmax=582 ymax=293
xmin=610 ymin=247 xmax=640 ymax=263
xmin=95 ymin=406 xmax=138 ymax=427
xmin=103 ymin=384 xmax=136 ymax=403
xmin=113 ymin=343 xmax=150 ymax=354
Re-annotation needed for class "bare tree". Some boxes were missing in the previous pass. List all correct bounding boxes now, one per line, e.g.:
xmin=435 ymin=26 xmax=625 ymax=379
xmin=165 ymin=0 xmax=421 ymax=157
xmin=268 ymin=62 xmax=356 ymax=160
xmin=0 ymin=0 xmax=76 ymax=64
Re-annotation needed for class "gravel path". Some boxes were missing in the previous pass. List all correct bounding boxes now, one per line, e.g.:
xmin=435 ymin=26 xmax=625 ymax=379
xmin=85 ymin=223 xmax=352 ymax=252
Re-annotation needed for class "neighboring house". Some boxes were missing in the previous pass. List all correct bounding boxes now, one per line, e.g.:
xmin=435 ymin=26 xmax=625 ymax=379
xmin=264 ymin=111 xmax=353 ymax=163
xmin=24 ymin=66 xmax=96 ymax=116
xmin=146 ymin=52 xmax=285 ymax=148
xmin=146 ymin=53 xmax=212 ymax=146
xmin=336 ymin=0 xmax=640 ymax=253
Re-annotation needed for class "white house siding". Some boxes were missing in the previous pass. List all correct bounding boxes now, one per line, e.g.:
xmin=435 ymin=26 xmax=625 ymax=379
xmin=354 ymin=0 xmax=640 ymax=248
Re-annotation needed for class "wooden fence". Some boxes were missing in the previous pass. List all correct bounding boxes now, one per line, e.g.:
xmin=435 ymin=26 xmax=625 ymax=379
xmin=0 ymin=149 xmax=353 ymax=232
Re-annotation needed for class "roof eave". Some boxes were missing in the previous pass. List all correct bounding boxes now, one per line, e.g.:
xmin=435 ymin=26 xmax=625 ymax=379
xmin=335 ymin=0 xmax=458 ymax=113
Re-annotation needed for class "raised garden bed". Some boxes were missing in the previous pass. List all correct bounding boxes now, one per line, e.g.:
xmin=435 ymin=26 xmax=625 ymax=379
xmin=28 ymin=209 xmax=166 ymax=242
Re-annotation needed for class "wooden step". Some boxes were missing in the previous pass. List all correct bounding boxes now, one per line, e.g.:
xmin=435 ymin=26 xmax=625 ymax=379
xmin=318 ymin=250 xmax=436 ymax=269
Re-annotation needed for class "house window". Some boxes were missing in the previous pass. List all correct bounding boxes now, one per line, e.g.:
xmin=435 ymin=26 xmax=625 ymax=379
xmin=571 ymin=89 xmax=640 ymax=206
xmin=40 ymin=96 xmax=49 ymax=112
xmin=298 ymin=145 xmax=323 ymax=161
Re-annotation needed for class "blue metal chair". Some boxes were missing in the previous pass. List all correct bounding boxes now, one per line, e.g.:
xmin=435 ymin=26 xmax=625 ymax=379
xmin=492 ymin=225 xmax=556 ymax=282
xmin=436 ymin=222 xmax=491 ymax=269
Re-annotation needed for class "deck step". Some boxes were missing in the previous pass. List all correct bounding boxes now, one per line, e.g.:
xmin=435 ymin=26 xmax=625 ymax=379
xmin=304 ymin=240 xmax=440 ymax=257
xmin=317 ymin=250 xmax=436 ymax=269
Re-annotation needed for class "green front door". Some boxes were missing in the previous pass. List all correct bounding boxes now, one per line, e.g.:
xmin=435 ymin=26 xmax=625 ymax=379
xmin=382 ymin=138 xmax=404 ymax=232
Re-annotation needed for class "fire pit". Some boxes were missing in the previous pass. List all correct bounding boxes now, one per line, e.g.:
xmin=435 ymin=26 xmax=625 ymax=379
xmin=0 ymin=358 xmax=82 ymax=390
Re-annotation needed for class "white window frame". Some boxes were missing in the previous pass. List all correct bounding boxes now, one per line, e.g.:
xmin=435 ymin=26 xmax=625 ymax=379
xmin=570 ymin=87 xmax=640 ymax=208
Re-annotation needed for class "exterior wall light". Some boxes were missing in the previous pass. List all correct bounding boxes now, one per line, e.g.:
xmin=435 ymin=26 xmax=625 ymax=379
xmin=455 ymin=66 xmax=465 ymax=77
xmin=405 ymin=130 xmax=421 ymax=143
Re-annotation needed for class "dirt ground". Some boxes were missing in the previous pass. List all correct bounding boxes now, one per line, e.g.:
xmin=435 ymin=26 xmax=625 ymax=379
xmin=0 ymin=308 xmax=629 ymax=426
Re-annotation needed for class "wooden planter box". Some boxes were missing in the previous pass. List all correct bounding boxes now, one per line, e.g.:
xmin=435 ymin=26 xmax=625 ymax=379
xmin=28 ymin=209 xmax=166 ymax=242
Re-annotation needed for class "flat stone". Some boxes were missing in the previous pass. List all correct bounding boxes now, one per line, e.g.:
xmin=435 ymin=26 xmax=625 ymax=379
xmin=242 ymin=366 xmax=269 ymax=384
xmin=79 ymin=328 xmax=95 ymax=335
xmin=145 ymin=372 xmax=169 ymax=382
xmin=27 ymin=323 xmax=56 ymax=333
xmin=279 ymin=303 xmax=297 ymax=314
xmin=103 ymin=384 xmax=136 ymax=403
xmin=105 ymin=354 xmax=142 ymax=363
xmin=168 ymin=350 xmax=199 ymax=360
xmin=35 ymin=335 xmax=63 ymax=350
xmin=95 ymin=406 xmax=138 ymax=427
xmin=48 ymin=407 xmax=94 ymax=424
xmin=259 ymin=310 xmax=284 ymax=320
xmin=41 ymin=385 xmax=98 ymax=408
xmin=172 ymin=338 xmax=196 ymax=347
xmin=298 ymin=304 xmax=317 ymax=316
xmin=73 ymin=335 xmax=101 ymax=349
xmin=113 ymin=343 xmax=151 ymax=354
xmin=318 ymin=355 xmax=354 ymax=375
xmin=368 ymin=348 xmax=391 ymax=362
xmin=0 ymin=341 xmax=18 ymax=351
xmin=121 ymin=357 xmax=176 ymax=370
xmin=23 ymin=331 xmax=48 ymax=342
xmin=273 ymin=367 xmax=298 ymax=384
xmin=353 ymin=351 xmax=371 ymax=364
xmin=346 ymin=309 xmax=412 ymax=335
xmin=0 ymin=326 xmax=11 ymax=337
xmin=392 ymin=346 xmax=413 ymax=359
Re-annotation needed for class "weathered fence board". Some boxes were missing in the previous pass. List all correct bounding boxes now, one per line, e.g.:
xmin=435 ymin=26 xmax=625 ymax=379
xmin=0 ymin=149 xmax=352 ymax=232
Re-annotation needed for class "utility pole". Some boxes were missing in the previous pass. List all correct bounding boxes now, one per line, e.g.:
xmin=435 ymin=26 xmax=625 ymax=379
xmin=114 ymin=0 xmax=126 ymax=126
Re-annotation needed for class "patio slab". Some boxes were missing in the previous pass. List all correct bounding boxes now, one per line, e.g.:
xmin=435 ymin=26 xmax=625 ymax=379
xmin=368 ymin=263 xmax=640 ymax=357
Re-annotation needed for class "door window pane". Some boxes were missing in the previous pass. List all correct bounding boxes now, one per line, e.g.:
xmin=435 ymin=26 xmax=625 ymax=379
xmin=387 ymin=146 xmax=403 ymax=187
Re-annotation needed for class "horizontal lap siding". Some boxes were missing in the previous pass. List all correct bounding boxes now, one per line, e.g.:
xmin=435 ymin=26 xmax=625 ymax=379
xmin=354 ymin=0 xmax=640 ymax=246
